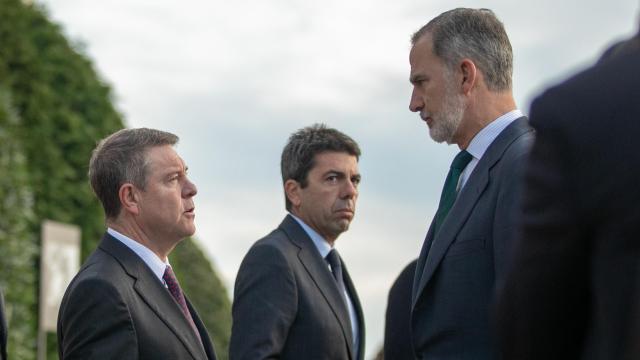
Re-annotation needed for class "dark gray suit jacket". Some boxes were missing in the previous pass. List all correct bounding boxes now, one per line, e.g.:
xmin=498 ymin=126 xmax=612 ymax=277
xmin=411 ymin=117 xmax=534 ymax=359
xmin=498 ymin=44 xmax=640 ymax=360
xmin=0 ymin=287 xmax=6 ymax=360
xmin=230 ymin=215 xmax=365 ymax=360
xmin=57 ymin=233 xmax=217 ymax=360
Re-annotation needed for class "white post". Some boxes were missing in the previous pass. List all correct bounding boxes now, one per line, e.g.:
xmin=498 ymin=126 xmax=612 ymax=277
xmin=38 ymin=220 xmax=81 ymax=360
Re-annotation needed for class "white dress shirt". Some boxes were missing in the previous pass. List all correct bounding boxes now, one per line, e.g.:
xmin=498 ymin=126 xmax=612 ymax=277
xmin=107 ymin=227 xmax=171 ymax=286
xmin=459 ymin=109 xmax=524 ymax=190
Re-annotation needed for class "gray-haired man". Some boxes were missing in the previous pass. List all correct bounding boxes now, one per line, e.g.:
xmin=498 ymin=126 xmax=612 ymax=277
xmin=408 ymin=8 xmax=533 ymax=359
xmin=58 ymin=128 xmax=217 ymax=360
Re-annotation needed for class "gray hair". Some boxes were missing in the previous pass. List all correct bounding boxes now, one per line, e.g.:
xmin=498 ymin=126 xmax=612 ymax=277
xmin=88 ymin=128 xmax=179 ymax=219
xmin=412 ymin=8 xmax=513 ymax=91
xmin=281 ymin=123 xmax=361 ymax=211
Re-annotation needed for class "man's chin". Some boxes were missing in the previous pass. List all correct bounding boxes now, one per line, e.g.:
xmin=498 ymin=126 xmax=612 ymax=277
xmin=333 ymin=220 xmax=351 ymax=234
xmin=429 ymin=126 xmax=448 ymax=143
xmin=180 ymin=224 xmax=197 ymax=239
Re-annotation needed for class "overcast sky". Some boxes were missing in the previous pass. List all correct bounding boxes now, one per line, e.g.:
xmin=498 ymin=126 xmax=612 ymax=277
xmin=38 ymin=0 xmax=638 ymax=357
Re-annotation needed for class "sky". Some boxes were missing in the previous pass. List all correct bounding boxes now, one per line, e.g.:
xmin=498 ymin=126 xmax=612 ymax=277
xmin=38 ymin=0 xmax=639 ymax=357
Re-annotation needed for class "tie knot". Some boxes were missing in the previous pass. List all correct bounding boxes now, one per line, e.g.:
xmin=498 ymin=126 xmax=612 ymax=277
xmin=326 ymin=249 xmax=342 ymax=271
xmin=163 ymin=265 xmax=178 ymax=286
xmin=451 ymin=150 xmax=473 ymax=170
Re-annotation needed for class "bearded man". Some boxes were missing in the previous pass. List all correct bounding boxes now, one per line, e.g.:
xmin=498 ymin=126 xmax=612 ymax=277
xmin=407 ymin=8 xmax=534 ymax=359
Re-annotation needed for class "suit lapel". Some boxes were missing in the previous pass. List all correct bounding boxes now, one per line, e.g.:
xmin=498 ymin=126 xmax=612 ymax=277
xmin=343 ymin=262 xmax=365 ymax=360
xmin=186 ymin=297 xmax=218 ymax=360
xmin=413 ymin=118 xmax=532 ymax=306
xmin=99 ymin=234 xmax=207 ymax=360
xmin=279 ymin=216 xmax=355 ymax=359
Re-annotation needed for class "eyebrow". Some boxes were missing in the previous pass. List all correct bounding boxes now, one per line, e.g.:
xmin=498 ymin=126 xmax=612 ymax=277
xmin=324 ymin=169 xmax=345 ymax=177
xmin=324 ymin=170 xmax=361 ymax=180
xmin=409 ymin=74 xmax=426 ymax=84
xmin=164 ymin=165 xmax=187 ymax=177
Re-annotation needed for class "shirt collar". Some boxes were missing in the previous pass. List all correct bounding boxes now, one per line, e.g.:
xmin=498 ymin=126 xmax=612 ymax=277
xmin=465 ymin=109 xmax=523 ymax=160
xmin=107 ymin=227 xmax=169 ymax=282
xmin=289 ymin=213 xmax=333 ymax=258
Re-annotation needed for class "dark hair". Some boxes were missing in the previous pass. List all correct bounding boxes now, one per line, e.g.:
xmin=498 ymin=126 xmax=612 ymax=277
xmin=281 ymin=123 xmax=361 ymax=211
xmin=88 ymin=128 xmax=178 ymax=219
xmin=412 ymin=8 xmax=513 ymax=91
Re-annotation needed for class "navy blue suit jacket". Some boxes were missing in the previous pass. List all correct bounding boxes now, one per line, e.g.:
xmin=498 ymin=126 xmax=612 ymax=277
xmin=411 ymin=117 xmax=534 ymax=359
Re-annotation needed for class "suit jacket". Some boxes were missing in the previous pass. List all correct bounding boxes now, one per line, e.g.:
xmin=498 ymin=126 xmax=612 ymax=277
xmin=230 ymin=215 xmax=365 ymax=360
xmin=497 ymin=44 xmax=640 ymax=360
xmin=384 ymin=259 xmax=417 ymax=360
xmin=0 ymin=287 xmax=7 ymax=360
xmin=57 ymin=233 xmax=217 ymax=360
xmin=411 ymin=117 xmax=534 ymax=359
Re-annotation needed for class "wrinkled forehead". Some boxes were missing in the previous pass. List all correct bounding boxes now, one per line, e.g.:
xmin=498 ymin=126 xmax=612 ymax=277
xmin=145 ymin=145 xmax=186 ymax=173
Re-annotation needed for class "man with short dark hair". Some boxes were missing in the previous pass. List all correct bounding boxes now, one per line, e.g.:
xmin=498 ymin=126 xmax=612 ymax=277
xmin=230 ymin=124 xmax=365 ymax=360
xmin=58 ymin=128 xmax=217 ymax=360
xmin=408 ymin=8 xmax=533 ymax=359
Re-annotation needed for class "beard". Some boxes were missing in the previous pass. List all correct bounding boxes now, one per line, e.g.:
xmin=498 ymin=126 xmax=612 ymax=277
xmin=429 ymin=78 xmax=466 ymax=144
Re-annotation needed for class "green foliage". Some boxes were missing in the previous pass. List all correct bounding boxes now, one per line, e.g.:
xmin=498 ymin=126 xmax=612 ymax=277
xmin=0 ymin=0 xmax=123 ymax=261
xmin=172 ymin=238 xmax=232 ymax=360
xmin=0 ymin=85 xmax=38 ymax=360
xmin=0 ymin=1 xmax=232 ymax=359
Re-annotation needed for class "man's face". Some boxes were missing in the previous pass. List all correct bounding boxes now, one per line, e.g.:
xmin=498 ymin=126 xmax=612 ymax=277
xmin=290 ymin=151 xmax=360 ymax=244
xmin=409 ymin=35 xmax=466 ymax=144
xmin=135 ymin=145 xmax=197 ymax=245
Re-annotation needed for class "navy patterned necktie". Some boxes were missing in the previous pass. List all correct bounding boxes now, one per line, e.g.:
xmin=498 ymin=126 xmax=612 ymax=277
xmin=163 ymin=265 xmax=202 ymax=343
xmin=433 ymin=150 xmax=473 ymax=235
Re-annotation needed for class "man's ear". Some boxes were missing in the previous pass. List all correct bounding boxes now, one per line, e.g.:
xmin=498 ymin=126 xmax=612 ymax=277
xmin=284 ymin=179 xmax=302 ymax=208
xmin=119 ymin=183 xmax=140 ymax=215
xmin=459 ymin=58 xmax=477 ymax=95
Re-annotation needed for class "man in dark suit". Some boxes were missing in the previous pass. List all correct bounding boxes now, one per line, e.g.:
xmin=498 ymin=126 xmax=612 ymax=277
xmin=384 ymin=260 xmax=417 ymax=360
xmin=58 ymin=128 xmax=217 ymax=360
xmin=408 ymin=8 xmax=534 ymax=359
xmin=497 ymin=28 xmax=640 ymax=360
xmin=230 ymin=124 xmax=365 ymax=360
xmin=1 ymin=287 xmax=7 ymax=360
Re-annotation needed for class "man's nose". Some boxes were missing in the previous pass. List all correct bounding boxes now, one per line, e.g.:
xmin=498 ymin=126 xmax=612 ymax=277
xmin=409 ymin=88 xmax=424 ymax=112
xmin=183 ymin=178 xmax=197 ymax=197
xmin=341 ymin=180 xmax=358 ymax=199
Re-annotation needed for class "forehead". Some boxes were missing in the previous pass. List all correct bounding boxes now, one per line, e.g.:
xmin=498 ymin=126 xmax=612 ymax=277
xmin=145 ymin=145 xmax=185 ymax=172
xmin=311 ymin=151 xmax=359 ymax=172
xmin=410 ymin=34 xmax=443 ymax=71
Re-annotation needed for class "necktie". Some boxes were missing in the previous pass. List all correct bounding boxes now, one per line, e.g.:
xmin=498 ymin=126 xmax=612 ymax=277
xmin=326 ymin=249 xmax=359 ymax=354
xmin=433 ymin=150 xmax=473 ymax=235
xmin=163 ymin=266 xmax=202 ymax=343
xmin=325 ymin=249 xmax=348 ymax=304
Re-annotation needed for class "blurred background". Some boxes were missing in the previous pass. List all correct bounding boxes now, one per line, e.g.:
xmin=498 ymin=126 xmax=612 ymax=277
xmin=0 ymin=0 xmax=637 ymax=358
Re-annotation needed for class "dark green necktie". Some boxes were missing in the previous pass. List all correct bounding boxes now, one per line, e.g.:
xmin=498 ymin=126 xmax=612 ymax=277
xmin=433 ymin=150 xmax=473 ymax=235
